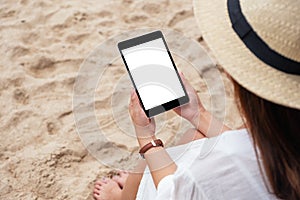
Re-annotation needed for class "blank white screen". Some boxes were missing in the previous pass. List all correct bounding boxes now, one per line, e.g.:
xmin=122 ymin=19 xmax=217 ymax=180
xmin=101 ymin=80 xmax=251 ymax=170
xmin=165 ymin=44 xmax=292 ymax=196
xmin=122 ymin=38 xmax=185 ymax=110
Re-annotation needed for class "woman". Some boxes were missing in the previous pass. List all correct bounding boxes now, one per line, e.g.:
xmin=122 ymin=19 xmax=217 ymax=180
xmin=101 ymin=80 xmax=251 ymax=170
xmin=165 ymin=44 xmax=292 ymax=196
xmin=94 ymin=0 xmax=300 ymax=199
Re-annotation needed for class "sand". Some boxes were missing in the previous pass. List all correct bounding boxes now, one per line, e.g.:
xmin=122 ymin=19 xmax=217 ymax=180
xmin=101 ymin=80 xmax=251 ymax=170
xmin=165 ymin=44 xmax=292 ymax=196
xmin=0 ymin=0 xmax=243 ymax=199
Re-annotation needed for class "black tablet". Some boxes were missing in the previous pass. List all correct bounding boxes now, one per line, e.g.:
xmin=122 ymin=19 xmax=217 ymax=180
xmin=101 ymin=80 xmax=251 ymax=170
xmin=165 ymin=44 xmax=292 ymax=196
xmin=118 ymin=30 xmax=189 ymax=118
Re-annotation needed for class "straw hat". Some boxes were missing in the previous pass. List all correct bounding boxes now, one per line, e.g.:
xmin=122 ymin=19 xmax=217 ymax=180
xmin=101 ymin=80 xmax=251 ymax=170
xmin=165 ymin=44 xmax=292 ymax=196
xmin=193 ymin=0 xmax=300 ymax=109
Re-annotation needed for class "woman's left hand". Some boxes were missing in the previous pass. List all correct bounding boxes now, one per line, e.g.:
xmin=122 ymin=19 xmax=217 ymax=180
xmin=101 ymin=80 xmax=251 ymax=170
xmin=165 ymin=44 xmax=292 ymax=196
xmin=129 ymin=90 xmax=177 ymax=188
xmin=129 ymin=89 xmax=156 ymax=146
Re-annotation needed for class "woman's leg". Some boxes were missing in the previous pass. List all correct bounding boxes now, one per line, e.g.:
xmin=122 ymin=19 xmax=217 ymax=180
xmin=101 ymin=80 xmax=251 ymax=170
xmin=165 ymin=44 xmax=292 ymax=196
xmin=119 ymin=159 xmax=147 ymax=200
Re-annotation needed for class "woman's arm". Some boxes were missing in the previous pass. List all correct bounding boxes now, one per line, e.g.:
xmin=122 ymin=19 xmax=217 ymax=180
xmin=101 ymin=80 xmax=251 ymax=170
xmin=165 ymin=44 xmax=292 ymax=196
xmin=174 ymin=73 xmax=230 ymax=137
xmin=190 ymin=110 xmax=231 ymax=138
xmin=144 ymin=146 xmax=177 ymax=188
xmin=129 ymin=90 xmax=177 ymax=188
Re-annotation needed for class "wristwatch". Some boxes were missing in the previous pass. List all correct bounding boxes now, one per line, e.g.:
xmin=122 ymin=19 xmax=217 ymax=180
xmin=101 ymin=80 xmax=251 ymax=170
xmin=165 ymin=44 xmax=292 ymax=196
xmin=139 ymin=139 xmax=164 ymax=159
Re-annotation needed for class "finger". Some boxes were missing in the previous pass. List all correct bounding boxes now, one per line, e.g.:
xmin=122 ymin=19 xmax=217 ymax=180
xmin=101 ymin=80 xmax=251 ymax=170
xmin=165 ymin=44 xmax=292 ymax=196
xmin=130 ymin=90 xmax=138 ymax=104
xmin=130 ymin=90 xmax=147 ymax=114
xmin=131 ymin=92 xmax=144 ymax=115
xmin=180 ymin=73 xmax=199 ymax=100
xmin=130 ymin=89 xmax=135 ymax=105
xmin=129 ymin=90 xmax=137 ymax=115
xmin=179 ymin=72 xmax=186 ymax=83
xmin=129 ymin=91 xmax=137 ymax=113
xmin=129 ymin=90 xmax=152 ymax=126
xmin=179 ymin=72 xmax=185 ymax=79
xmin=180 ymin=73 xmax=193 ymax=90
xmin=173 ymin=106 xmax=181 ymax=113
xmin=131 ymin=88 xmax=135 ymax=96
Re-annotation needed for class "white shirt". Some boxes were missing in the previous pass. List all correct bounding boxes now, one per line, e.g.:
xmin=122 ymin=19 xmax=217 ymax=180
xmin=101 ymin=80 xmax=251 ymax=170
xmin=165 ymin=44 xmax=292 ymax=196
xmin=136 ymin=129 xmax=277 ymax=200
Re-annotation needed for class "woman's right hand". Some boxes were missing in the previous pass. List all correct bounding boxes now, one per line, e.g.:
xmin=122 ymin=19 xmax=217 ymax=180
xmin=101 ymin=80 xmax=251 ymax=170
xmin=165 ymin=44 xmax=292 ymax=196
xmin=175 ymin=73 xmax=231 ymax=137
xmin=173 ymin=73 xmax=206 ymax=123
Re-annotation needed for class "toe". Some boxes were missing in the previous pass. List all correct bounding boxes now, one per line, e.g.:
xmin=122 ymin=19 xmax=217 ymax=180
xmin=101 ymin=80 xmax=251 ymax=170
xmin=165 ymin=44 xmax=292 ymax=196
xmin=119 ymin=171 xmax=129 ymax=178
xmin=95 ymin=181 xmax=101 ymax=186
xmin=93 ymin=188 xmax=100 ymax=195
xmin=95 ymin=184 xmax=102 ymax=190
xmin=118 ymin=170 xmax=128 ymax=176
xmin=112 ymin=175 xmax=120 ymax=182
xmin=95 ymin=178 xmax=108 ymax=186
xmin=93 ymin=192 xmax=101 ymax=200
xmin=93 ymin=178 xmax=122 ymax=200
xmin=113 ymin=171 xmax=129 ymax=188
xmin=112 ymin=175 xmax=122 ymax=187
xmin=95 ymin=180 xmax=103 ymax=185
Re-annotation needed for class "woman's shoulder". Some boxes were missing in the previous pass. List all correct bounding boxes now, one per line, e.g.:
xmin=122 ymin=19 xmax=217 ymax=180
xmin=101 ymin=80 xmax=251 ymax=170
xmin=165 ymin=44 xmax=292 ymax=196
xmin=215 ymin=128 xmax=255 ymax=155
xmin=194 ymin=128 xmax=257 ymax=166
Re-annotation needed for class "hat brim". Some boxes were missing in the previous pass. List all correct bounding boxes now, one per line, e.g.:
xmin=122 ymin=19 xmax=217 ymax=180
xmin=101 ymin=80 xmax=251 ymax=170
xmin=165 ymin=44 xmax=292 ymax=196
xmin=193 ymin=0 xmax=300 ymax=109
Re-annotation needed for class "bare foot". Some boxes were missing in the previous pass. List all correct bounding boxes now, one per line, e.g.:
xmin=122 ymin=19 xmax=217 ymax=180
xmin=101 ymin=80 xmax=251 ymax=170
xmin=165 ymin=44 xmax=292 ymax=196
xmin=112 ymin=171 xmax=129 ymax=189
xmin=93 ymin=178 xmax=122 ymax=200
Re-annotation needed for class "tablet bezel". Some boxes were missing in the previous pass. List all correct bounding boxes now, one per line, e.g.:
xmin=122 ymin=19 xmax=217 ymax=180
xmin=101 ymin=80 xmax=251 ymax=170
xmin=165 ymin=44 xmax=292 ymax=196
xmin=118 ymin=30 xmax=189 ymax=118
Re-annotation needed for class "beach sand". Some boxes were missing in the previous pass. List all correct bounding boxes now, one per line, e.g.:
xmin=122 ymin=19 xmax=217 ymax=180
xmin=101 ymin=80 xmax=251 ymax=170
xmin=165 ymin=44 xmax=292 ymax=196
xmin=0 ymin=0 xmax=242 ymax=199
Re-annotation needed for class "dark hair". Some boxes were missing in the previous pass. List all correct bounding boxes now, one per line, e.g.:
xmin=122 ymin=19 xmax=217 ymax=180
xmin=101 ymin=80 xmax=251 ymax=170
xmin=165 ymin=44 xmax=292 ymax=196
xmin=232 ymin=79 xmax=300 ymax=200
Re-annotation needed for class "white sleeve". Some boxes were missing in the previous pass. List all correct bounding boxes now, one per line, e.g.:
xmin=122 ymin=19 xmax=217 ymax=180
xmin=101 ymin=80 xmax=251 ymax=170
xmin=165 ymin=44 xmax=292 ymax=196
xmin=155 ymin=175 xmax=174 ymax=199
xmin=155 ymin=169 xmax=207 ymax=200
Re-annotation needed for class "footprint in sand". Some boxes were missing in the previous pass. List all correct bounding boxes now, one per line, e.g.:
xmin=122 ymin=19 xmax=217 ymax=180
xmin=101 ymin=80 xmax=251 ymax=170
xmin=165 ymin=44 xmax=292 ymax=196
xmin=167 ymin=10 xmax=193 ymax=27
xmin=65 ymin=33 xmax=90 ymax=44
xmin=97 ymin=10 xmax=113 ymax=18
xmin=98 ymin=20 xmax=115 ymax=27
xmin=46 ymin=121 xmax=58 ymax=135
xmin=142 ymin=2 xmax=163 ymax=14
xmin=21 ymin=32 xmax=39 ymax=45
xmin=31 ymin=56 xmax=55 ymax=70
xmin=122 ymin=0 xmax=134 ymax=4
xmin=0 ymin=9 xmax=16 ymax=18
xmin=73 ymin=11 xmax=88 ymax=22
xmin=20 ymin=0 xmax=29 ymax=5
xmin=13 ymin=88 xmax=29 ymax=104
xmin=124 ymin=14 xmax=148 ymax=24
xmin=10 ymin=45 xmax=30 ymax=59
xmin=21 ymin=55 xmax=81 ymax=78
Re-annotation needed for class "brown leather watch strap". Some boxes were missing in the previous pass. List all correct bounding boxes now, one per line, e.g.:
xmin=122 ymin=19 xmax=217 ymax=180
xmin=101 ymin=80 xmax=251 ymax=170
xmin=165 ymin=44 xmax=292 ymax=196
xmin=139 ymin=139 xmax=164 ymax=159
